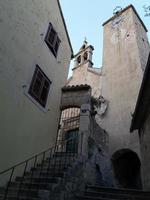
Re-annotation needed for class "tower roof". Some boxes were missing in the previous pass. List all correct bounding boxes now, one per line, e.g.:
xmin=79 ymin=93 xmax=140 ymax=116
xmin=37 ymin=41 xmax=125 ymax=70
xmin=102 ymin=4 xmax=148 ymax=32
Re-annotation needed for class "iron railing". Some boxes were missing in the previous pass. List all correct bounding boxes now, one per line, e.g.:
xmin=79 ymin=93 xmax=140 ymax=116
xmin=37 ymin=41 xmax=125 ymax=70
xmin=0 ymin=135 xmax=79 ymax=200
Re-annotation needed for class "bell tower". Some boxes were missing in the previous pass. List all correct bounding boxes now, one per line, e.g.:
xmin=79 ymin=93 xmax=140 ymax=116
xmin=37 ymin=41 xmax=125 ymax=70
xmin=101 ymin=5 xmax=150 ymax=156
xmin=73 ymin=39 xmax=94 ymax=69
xmin=67 ymin=40 xmax=102 ymax=98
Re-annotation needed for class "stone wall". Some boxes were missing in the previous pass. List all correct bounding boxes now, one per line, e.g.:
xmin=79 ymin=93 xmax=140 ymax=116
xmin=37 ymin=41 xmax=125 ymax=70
xmin=140 ymin=113 xmax=150 ymax=190
xmin=101 ymin=6 xmax=149 ymax=157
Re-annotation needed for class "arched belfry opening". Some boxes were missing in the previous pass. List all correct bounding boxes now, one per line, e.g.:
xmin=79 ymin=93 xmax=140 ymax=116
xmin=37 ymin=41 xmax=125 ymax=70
xmin=73 ymin=40 xmax=94 ymax=68
xmin=77 ymin=55 xmax=81 ymax=64
xmin=112 ymin=149 xmax=142 ymax=189
xmin=83 ymin=51 xmax=88 ymax=61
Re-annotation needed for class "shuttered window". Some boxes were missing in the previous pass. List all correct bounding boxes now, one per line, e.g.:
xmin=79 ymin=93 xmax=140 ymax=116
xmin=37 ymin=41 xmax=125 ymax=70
xmin=45 ymin=23 xmax=60 ymax=57
xmin=29 ymin=65 xmax=51 ymax=108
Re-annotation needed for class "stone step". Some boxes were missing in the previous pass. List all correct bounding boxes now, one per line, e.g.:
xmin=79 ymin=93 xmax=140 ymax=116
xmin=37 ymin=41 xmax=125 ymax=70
xmin=45 ymin=157 xmax=74 ymax=162
xmin=0 ymin=153 xmax=76 ymax=200
xmin=15 ymin=176 xmax=59 ymax=183
xmin=30 ymin=168 xmax=64 ymax=177
xmin=24 ymin=171 xmax=63 ymax=178
xmin=45 ymin=158 xmax=75 ymax=165
xmin=0 ymin=194 xmax=40 ymax=200
xmin=0 ymin=188 xmax=38 ymax=197
xmin=53 ymin=152 xmax=77 ymax=157
xmin=9 ymin=181 xmax=52 ymax=190
xmin=75 ymin=195 xmax=116 ymax=200
xmin=86 ymin=185 xmax=150 ymax=197
xmin=41 ymin=159 xmax=72 ymax=165
xmin=2 ymin=181 xmax=55 ymax=192
xmin=36 ymin=163 xmax=69 ymax=169
xmin=31 ymin=164 xmax=67 ymax=171
xmin=84 ymin=191 xmax=150 ymax=200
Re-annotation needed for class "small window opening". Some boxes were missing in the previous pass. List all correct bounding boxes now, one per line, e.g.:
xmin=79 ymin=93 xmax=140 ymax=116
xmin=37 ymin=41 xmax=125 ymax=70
xmin=28 ymin=65 xmax=51 ymax=108
xmin=45 ymin=23 xmax=60 ymax=57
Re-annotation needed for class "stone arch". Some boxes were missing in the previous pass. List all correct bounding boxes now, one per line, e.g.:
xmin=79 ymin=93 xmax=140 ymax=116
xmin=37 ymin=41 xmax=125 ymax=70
xmin=111 ymin=149 xmax=142 ymax=189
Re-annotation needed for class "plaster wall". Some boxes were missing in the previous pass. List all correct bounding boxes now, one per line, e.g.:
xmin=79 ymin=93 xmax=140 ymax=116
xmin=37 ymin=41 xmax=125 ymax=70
xmin=0 ymin=0 xmax=72 ymax=171
xmin=101 ymin=7 xmax=149 ymax=156
xmin=68 ymin=63 xmax=102 ymax=97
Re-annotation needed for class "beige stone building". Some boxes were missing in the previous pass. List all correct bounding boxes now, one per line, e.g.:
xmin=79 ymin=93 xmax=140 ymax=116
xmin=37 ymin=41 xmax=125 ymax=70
xmin=101 ymin=5 xmax=150 ymax=158
xmin=67 ymin=5 xmax=150 ymax=156
xmin=101 ymin=5 xmax=150 ymax=188
xmin=65 ymin=5 xmax=150 ymax=189
xmin=0 ymin=0 xmax=73 ymax=172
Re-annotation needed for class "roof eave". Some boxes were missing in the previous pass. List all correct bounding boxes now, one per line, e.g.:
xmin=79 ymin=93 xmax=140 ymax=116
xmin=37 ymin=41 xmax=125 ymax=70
xmin=102 ymin=4 xmax=148 ymax=33
xmin=57 ymin=0 xmax=74 ymax=58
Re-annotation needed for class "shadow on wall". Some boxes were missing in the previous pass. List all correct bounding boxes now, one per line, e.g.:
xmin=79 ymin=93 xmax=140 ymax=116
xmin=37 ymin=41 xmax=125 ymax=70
xmin=111 ymin=149 xmax=142 ymax=189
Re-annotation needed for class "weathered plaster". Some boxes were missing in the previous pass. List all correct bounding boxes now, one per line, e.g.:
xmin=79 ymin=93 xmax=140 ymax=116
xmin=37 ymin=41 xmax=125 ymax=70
xmin=101 ymin=7 xmax=150 ymax=157
xmin=0 ymin=0 xmax=72 ymax=172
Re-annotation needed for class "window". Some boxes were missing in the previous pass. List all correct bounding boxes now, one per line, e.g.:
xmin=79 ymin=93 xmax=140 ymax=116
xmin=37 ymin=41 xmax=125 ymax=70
xmin=45 ymin=23 xmax=60 ymax=57
xmin=28 ymin=65 xmax=51 ymax=108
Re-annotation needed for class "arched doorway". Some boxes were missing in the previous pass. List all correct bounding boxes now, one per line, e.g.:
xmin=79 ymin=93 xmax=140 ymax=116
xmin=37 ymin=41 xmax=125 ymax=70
xmin=112 ymin=149 xmax=142 ymax=189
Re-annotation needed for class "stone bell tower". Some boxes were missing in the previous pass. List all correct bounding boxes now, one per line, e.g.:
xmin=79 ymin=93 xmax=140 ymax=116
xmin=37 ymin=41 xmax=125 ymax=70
xmin=101 ymin=5 xmax=150 ymax=157
xmin=73 ymin=39 xmax=94 ymax=69
xmin=67 ymin=39 xmax=102 ymax=97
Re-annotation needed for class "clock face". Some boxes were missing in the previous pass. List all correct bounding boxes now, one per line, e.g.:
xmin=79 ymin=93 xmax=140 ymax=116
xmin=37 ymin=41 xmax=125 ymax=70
xmin=111 ymin=16 xmax=124 ymax=30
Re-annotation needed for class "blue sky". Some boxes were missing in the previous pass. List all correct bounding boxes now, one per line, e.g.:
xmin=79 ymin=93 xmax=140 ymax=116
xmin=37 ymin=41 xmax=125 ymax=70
xmin=60 ymin=1 xmax=150 ymax=76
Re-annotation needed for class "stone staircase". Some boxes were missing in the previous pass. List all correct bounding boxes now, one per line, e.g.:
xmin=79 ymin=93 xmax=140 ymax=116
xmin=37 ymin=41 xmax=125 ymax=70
xmin=75 ymin=185 xmax=150 ymax=200
xmin=0 ymin=152 xmax=76 ymax=200
xmin=1 ymin=152 xmax=150 ymax=200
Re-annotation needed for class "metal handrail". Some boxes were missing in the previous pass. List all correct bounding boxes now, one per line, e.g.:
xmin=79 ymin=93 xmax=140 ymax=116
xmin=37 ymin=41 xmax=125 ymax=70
xmin=0 ymin=136 xmax=77 ymax=175
xmin=0 ymin=135 xmax=79 ymax=200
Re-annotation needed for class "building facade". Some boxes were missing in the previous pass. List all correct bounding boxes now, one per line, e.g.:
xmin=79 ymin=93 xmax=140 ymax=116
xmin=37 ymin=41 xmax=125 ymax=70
xmin=1 ymin=1 xmax=150 ymax=191
xmin=66 ymin=5 xmax=150 ymax=189
xmin=101 ymin=5 xmax=150 ymax=157
xmin=131 ymin=53 xmax=150 ymax=189
xmin=0 ymin=0 xmax=73 ymax=172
